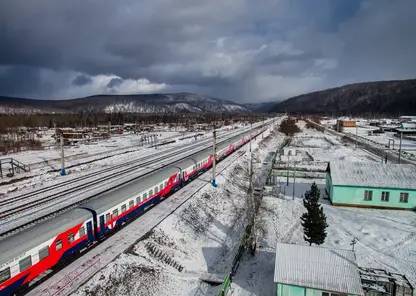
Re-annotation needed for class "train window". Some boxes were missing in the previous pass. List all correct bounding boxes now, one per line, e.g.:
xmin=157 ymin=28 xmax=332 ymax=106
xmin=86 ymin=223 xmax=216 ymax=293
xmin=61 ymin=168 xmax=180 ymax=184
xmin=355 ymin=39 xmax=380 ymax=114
xmin=164 ymin=181 xmax=168 ymax=188
xmin=159 ymin=184 xmax=163 ymax=191
xmin=143 ymin=193 xmax=147 ymax=200
xmin=68 ymin=233 xmax=75 ymax=243
xmin=79 ymin=226 xmax=86 ymax=237
xmin=113 ymin=209 xmax=119 ymax=218
xmin=56 ymin=239 xmax=63 ymax=251
xmin=19 ymin=256 xmax=32 ymax=272
xmin=0 ymin=267 xmax=10 ymax=284
xmin=39 ymin=246 xmax=49 ymax=260
xmin=129 ymin=200 xmax=134 ymax=208
xmin=149 ymin=190 xmax=153 ymax=196
xmin=193 ymin=165 xmax=196 ymax=170
xmin=154 ymin=187 xmax=158 ymax=193
xmin=136 ymin=196 xmax=140 ymax=205
xmin=105 ymin=213 xmax=110 ymax=223
xmin=176 ymin=174 xmax=180 ymax=181
xmin=121 ymin=204 xmax=127 ymax=213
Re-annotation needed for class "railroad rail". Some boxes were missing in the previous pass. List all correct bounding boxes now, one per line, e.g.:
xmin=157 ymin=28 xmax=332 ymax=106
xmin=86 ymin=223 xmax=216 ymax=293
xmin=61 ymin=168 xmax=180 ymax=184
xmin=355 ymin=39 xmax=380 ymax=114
xmin=0 ymin=125 xmax=267 ymax=239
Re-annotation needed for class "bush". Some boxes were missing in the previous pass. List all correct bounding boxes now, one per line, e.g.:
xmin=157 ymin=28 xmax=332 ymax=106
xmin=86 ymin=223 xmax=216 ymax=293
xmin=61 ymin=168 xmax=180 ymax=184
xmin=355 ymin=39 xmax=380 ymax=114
xmin=279 ymin=118 xmax=301 ymax=136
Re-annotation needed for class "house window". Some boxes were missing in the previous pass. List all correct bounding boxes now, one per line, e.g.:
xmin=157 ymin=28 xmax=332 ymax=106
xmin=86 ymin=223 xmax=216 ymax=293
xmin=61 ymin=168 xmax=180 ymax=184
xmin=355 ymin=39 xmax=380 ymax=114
xmin=56 ymin=239 xmax=63 ymax=250
xmin=19 ymin=256 xmax=32 ymax=272
xmin=121 ymin=204 xmax=127 ymax=213
xmin=105 ymin=213 xmax=110 ymax=222
xmin=39 ymin=246 xmax=49 ymax=260
xmin=0 ymin=268 xmax=10 ymax=284
xmin=381 ymin=191 xmax=390 ymax=202
xmin=129 ymin=200 xmax=134 ymax=208
xmin=68 ymin=233 xmax=75 ymax=243
xmin=79 ymin=226 xmax=86 ymax=237
xmin=400 ymin=192 xmax=408 ymax=203
xmin=364 ymin=190 xmax=373 ymax=201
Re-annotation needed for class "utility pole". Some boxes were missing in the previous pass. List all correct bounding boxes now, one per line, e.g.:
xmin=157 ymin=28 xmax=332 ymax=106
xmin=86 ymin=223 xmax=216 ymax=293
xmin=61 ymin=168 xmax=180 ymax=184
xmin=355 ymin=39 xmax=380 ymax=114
xmin=108 ymin=121 xmax=111 ymax=139
xmin=211 ymin=129 xmax=217 ymax=187
xmin=286 ymin=154 xmax=289 ymax=186
xmin=398 ymin=131 xmax=403 ymax=164
xmin=249 ymin=121 xmax=252 ymax=153
xmin=60 ymin=134 xmax=66 ymax=176
xmin=355 ymin=124 xmax=358 ymax=148
xmin=292 ymin=161 xmax=296 ymax=200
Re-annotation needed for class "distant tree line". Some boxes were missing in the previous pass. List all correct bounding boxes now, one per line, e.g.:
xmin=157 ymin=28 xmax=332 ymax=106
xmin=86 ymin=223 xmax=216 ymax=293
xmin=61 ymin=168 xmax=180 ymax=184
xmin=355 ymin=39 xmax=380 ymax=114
xmin=0 ymin=112 xmax=270 ymax=131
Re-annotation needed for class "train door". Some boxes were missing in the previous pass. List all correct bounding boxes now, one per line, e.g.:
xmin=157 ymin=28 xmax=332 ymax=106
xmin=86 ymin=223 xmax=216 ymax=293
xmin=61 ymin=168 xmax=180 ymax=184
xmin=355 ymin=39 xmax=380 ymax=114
xmin=86 ymin=221 xmax=94 ymax=241
xmin=99 ymin=215 xmax=105 ymax=237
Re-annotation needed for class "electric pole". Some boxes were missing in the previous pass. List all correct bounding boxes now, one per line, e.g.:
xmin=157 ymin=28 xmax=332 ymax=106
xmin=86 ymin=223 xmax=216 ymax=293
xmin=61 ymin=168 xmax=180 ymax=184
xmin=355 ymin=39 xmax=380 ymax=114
xmin=60 ymin=134 xmax=66 ymax=176
xmin=108 ymin=121 xmax=111 ymax=139
xmin=399 ymin=131 xmax=403 ymax=164
xmin=292 ymin=161 xmax=296 ymax=200
xmin=211 ymin=129 xmax=217 ymax=187
xmin=355 ymin=124 xmax=358 ymax=148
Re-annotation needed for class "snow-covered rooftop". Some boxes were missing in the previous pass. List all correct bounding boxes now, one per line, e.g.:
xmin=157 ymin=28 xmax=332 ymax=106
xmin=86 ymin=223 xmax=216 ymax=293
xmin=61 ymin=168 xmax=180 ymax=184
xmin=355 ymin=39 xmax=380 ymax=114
xmin=329 ymin=161 xmax=416 ymax=190
xmin=274 ymin=243 xmax=364 ymax=295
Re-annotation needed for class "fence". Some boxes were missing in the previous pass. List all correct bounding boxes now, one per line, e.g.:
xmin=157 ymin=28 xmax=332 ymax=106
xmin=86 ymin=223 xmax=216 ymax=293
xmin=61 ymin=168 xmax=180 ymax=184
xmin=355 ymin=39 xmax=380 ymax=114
xmin=40 ymin=259 xmax=101 ymax=296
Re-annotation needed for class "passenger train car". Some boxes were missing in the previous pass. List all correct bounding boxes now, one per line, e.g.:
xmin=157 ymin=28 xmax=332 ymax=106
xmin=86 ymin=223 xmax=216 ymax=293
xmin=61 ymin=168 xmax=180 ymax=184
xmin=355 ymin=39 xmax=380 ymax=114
xmin=0 ymin=127 xmax=265 ymax=296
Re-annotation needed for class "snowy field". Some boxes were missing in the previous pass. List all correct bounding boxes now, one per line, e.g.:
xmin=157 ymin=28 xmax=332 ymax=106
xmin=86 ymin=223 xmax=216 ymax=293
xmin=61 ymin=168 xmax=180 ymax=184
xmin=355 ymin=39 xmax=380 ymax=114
xmin=231 ymin=194 xmax=416 ymax=296
xmin=231 ymin=121 xmax=416 ymax=296
xmin=0 ymin=132 xmax=205 ymax=195
xmin=321 ymin=118 xmax=416 ymax=158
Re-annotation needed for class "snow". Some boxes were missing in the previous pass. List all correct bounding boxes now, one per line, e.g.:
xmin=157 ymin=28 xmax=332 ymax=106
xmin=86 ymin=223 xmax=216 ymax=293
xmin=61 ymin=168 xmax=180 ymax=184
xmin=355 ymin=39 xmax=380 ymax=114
xmin=0 ymin=128 xmax=255 ymax=234
xmin=230 ymin=195 xmax=416 ymax=296
xmin=25 ymin=120 xmax=276 ymax=296
xmin=229 ymin=121 xmax=416 ymax=296
xmin=20 ymin=119 xmax=416 ymax=296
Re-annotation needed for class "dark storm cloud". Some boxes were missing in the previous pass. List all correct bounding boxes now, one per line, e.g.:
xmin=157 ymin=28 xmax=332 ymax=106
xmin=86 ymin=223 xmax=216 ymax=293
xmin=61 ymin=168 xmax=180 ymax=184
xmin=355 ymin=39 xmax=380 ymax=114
xmin=72 ymin=75 xmax=93 ymax=87
xmin=0 ymin=0 xmax=415 ymax=102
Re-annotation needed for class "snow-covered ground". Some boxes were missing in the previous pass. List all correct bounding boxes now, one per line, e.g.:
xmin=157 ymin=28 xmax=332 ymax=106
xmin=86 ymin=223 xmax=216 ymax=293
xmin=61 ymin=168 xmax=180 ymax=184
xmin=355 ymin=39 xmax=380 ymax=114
xmin=321 ymin=118 xmax=416 ymax=158
xmin=5 ymin=131 xmax=181 ymax=166
xmin=26 ymin=122 xmax=277 ymax=296
xmin=230 ymin=121 xmax=416 ymax=296
xmin=0 ymin=133 xmax=203 ymax=195
xmin=65 ymin=123 xmax=281 ymax=296
xmin=25 ymin=120 xmax=275 ymax=296
xmin=231 ymin=194 xmax=416 ymax=296
xmin=27 ymin=119 xmax=416 ymax=296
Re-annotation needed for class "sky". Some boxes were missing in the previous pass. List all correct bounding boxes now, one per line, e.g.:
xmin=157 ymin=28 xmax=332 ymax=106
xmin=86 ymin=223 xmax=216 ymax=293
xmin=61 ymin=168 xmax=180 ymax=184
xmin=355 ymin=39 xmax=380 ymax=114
xmin=0 ymin=0 xmax=415 ymax=103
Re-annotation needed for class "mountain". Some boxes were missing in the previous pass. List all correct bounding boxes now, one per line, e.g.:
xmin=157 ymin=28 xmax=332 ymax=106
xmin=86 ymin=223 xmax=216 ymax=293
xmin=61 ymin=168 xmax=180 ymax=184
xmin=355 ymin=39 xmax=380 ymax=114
xmin=0 ymin=93 xmax=250 ymax=115
xmin=270 ymin=79 xmax=416 ymax=116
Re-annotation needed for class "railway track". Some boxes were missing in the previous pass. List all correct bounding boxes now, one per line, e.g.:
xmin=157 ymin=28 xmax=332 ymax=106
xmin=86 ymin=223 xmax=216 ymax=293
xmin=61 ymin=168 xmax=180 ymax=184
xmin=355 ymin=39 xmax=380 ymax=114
xmin=0 ymin=125 xmax=267 ymax=239
xmin=0 ymin=127 xmax=245 ymax=210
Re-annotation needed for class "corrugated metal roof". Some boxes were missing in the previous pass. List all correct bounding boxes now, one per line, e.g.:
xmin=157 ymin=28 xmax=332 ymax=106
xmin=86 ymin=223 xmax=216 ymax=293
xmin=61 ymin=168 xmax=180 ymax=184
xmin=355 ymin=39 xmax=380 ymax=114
xmin=274 ymin=243 xmax=364 ymax=295
xmin=329 ymin=161 xmax=416 ymax=190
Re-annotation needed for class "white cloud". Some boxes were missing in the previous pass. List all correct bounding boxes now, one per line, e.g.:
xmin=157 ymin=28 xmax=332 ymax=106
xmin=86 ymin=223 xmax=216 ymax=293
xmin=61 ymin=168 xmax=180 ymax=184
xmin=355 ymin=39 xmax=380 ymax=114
xmin=52 ymin=74 xmax=169 ymax=99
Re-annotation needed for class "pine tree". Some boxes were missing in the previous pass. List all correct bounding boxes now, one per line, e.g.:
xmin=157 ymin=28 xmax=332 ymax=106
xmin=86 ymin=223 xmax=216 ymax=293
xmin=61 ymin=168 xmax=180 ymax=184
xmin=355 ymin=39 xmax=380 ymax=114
xmin=300 ymin=182 xmax=328 ymax=246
